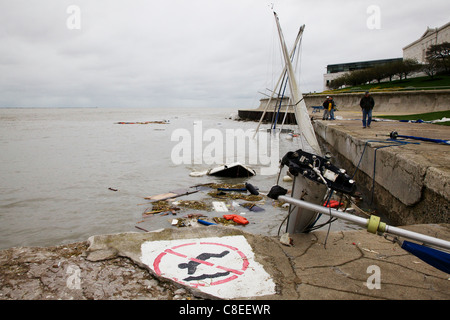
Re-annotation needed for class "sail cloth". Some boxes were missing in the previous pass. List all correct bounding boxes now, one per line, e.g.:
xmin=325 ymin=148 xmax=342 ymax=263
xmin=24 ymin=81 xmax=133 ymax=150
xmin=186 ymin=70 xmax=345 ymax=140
xmin=273 ymin=12 xmax=322 ymax=156
xmin=401 ymin=240 xmax=450 ymax=274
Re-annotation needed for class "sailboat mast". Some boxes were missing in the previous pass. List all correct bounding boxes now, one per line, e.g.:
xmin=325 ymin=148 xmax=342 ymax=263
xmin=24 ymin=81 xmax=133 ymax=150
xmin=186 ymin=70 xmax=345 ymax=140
xmin=273 ymin=11 xmax=322 ymax=155
xmin=273 ymin=25 xmax=304 ymax=130
xmin=253 ymin=24 xmax=305 ymax=139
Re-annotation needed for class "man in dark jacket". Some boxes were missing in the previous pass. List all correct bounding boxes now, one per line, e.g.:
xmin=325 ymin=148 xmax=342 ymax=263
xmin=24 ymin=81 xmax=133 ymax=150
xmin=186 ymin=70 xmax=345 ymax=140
xmin=360 ymin=91 xmax=375 ymax=128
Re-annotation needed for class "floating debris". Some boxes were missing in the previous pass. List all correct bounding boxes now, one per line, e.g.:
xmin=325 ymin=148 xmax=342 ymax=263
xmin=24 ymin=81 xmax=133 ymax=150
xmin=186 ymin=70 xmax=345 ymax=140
xmin=207 ymin=191 xmax=263 ymax=202
xmin=212 ymin=201 xmax=228 ymax=212
xmin=203 ymin=183 xmax=245 ymax=189
xmin=115 ymin=120 xmax=169 ymax=125
xmin=145 ymin=188 xmax=199 ymax=201
xmin=176 ymin=200 xmax=211 ymax=211
xmin=198 ymin=219 xmax=217 ymax=226
xmin=223 ymin=214 xmax=249 ymax=225
xmin=240 ymin=202 xmax=264 ymax=212
xmin=142 ymin=209 xmax=164 ymax=215
xmin=171 ymin=217 xmax=213 ymax=228
xmin=151 ymin=200 xmax=172 ymax=212
xmin=213 ymin=217 xmax=238 ymax=226
xmin=272 ymin=200 xmax=288 ymax=208
xmin=183 ymin=213 xmax=207 ymax=219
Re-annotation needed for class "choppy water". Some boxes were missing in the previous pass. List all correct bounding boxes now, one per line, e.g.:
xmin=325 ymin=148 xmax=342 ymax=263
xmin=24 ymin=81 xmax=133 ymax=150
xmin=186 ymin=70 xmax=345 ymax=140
xmin=0 ymin=107 xmax=361 ymax=250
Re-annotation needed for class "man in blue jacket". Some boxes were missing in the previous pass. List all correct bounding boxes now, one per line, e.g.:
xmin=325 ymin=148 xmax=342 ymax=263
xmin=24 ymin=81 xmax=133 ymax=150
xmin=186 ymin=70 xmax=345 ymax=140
xmin=360 ymin=91 xmax=375 ymax=128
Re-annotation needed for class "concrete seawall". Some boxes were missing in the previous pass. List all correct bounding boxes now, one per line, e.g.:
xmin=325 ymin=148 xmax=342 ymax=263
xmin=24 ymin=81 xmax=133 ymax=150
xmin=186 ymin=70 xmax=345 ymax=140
xmin=313 ymin=115 xmax=449 ymax=226
xmin=305 ymin=89 xmax=450 ymax=113
xmin=238 ymin=90 xmax=450 ymax=123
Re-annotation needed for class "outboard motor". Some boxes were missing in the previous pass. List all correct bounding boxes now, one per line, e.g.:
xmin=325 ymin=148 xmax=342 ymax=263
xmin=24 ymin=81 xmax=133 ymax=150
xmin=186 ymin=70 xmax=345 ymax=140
xmin=281 ymin=149 xmax=356 ymax=195
xmin=277 ymin=149 xmax=356 ymax=234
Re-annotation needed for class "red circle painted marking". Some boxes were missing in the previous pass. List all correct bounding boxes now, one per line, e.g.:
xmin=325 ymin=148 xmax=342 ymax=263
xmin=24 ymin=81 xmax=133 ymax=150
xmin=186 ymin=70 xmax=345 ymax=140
xmin=153 ymin=241 xmax=248 ymax=287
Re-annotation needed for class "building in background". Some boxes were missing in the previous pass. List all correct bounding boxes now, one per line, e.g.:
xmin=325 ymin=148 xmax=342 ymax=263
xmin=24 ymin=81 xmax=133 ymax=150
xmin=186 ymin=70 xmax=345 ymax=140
xmin=323 ymin=58 xmax=402 ymax=90
xmin=403 ymin=22 xmax=450 ymax=63
xmin=323 ymin=21 xmax=449 ymax=90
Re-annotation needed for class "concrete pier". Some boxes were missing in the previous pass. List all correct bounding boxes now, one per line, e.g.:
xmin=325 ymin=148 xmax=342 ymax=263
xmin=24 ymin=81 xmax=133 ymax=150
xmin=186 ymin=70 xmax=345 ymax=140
xmin=238 ymin=97 xmax=298 ymax=124
xmin=312 ymin=111 xmax=449 ymax=226
xmin=1 ymin=225 xmax=448 ymax=301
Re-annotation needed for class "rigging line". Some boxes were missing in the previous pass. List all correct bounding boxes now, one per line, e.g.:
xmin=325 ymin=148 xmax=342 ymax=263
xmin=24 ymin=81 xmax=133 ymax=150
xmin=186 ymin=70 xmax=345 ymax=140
xmin=271 ymin=37 xmax=302 ymax=129
xmin=271 ymin=70 xmax=288 ymax=127
xmin=323 ymin=204 xmax=333 ymax=249
xmin=273 ymin=70 xmax=290 ymax=129
xmin=273 ymin=35 xmax=301 ymax=130
xmin=274 ymin=26 xmax=304 ymax=130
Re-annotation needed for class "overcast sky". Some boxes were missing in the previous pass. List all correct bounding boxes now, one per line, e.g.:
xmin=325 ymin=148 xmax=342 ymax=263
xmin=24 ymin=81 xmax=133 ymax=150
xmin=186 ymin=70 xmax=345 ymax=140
xmin=1 ymin=0 xmax=449 ymax=108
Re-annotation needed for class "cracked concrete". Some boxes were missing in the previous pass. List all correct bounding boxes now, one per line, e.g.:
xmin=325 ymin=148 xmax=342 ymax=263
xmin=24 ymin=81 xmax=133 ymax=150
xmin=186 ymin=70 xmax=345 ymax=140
xmin=0 ymin=241 xmax=198 ymax=300
xmin=283 ymin=224 xmax=450 ymax=300
xmin=1 ymin=224 xmax=448 ymax=300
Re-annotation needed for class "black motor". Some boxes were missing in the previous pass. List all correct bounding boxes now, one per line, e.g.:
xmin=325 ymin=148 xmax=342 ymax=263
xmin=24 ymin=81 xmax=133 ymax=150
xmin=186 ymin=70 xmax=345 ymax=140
xmin=281 ymin=149 xmax=356 ymax=195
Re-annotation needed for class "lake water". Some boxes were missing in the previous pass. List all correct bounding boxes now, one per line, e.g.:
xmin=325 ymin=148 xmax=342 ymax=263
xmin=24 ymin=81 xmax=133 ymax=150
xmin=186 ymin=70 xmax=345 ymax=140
xmin=0 ymin=107 xmax=362 ymax=250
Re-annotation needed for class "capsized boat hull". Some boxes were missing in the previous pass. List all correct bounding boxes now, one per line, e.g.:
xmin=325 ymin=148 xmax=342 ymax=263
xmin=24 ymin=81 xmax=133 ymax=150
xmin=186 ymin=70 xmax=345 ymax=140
xmin=286 ymin=175 xmax=327 ymax=233
xmin=207 ymin=162 xmax=256 ymax=178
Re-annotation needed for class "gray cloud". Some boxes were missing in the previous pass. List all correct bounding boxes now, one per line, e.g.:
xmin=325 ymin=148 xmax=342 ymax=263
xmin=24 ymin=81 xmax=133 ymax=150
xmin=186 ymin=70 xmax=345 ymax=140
xmin=0 ymin=0 xmax=449 ymax=108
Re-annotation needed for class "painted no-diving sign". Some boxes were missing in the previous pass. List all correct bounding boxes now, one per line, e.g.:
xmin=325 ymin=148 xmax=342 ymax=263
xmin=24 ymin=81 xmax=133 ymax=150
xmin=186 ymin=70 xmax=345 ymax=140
xmin=140 ymin=235 xmax=276 ymax=299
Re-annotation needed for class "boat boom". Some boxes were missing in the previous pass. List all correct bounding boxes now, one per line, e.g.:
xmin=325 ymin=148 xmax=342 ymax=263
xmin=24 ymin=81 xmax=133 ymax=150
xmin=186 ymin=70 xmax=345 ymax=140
xmin=277 ymin=195 xmax=450 ymax=251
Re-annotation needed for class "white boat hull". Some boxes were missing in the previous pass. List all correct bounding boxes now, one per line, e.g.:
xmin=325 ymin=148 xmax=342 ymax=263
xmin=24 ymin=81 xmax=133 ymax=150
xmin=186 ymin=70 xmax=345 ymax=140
xmin=207 ymin=162 xmax=256 ymax=178
xmin=286 ymin=175 xmax=327 ymax=233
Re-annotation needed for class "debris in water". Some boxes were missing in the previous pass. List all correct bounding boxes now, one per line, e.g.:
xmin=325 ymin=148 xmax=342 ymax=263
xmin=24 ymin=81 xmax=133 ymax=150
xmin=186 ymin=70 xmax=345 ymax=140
xmin=208 ymin=191 xmax=263 ymax=202
xmin=177 ymin=200 xmax=211 ymax=211
xmin=115 ymin=120 xmax=169 ymax=124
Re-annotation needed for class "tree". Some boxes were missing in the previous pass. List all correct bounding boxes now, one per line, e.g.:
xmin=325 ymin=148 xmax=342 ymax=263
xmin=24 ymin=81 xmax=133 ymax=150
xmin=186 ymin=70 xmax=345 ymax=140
xmin=402 ymin=59 xmax=421 ymax=80
xmin=368 ymin=65 xmax=388 ymax=83
xmin=426 ymin=42 xmax=450 ymax=74
xmin=388 ymin=60 xmax=407 ymax=81
xmin=327 ymin=59 xmax=421 ymax=89
xmin=422 ymin=60 xmax=439 ymax=79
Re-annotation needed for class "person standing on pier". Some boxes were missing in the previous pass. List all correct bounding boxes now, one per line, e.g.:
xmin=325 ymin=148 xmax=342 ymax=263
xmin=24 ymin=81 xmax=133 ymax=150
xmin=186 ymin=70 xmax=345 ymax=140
xmin=360 ymin=91 xmax=375 ymax=128
xmin=322 ymin=96 xmax=336 ymax=120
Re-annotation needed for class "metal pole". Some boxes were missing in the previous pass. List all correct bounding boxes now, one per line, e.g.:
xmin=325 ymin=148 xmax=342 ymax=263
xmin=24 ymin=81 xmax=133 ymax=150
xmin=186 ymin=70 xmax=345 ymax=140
xmin=278 ymin=195 xmax=450 ymax=251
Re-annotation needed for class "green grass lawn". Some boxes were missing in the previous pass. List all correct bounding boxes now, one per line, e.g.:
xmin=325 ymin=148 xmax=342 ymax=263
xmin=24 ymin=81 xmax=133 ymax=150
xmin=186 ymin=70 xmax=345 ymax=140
xmin=376 ymin=110 xmax=450 ymax=126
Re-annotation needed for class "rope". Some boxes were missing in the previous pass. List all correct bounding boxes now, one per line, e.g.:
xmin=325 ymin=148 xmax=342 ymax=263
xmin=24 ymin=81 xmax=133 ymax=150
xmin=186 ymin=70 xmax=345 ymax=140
xmin=351 ymin=138 xmax=420 ymax=205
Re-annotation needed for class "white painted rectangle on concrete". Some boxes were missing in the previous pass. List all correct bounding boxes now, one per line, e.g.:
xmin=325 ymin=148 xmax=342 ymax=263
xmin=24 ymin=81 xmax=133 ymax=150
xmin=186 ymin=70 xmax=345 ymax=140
xmin=140 ymin=235 xmax=276 ymax=299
